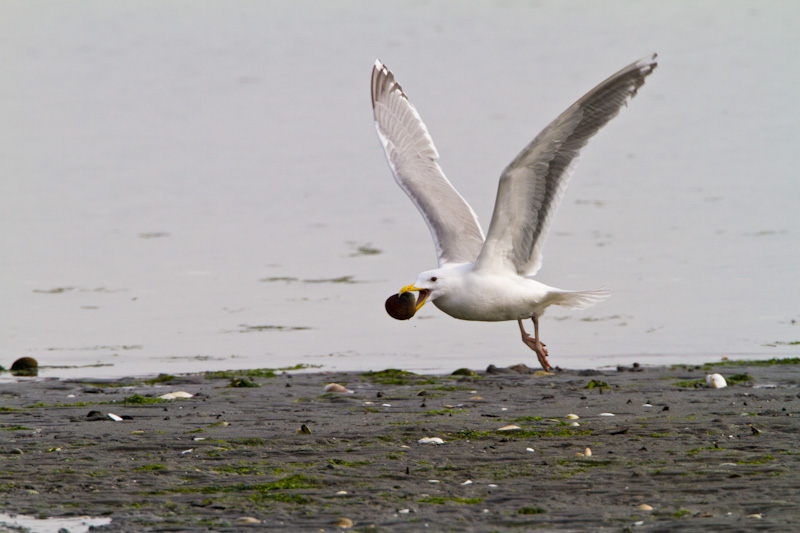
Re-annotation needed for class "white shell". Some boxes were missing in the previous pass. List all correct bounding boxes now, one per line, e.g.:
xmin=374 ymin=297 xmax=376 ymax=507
xmin=460 ymin=480 xmax=473 ymax=485
xmin=566 ymin=414 xmax=580 ymax=420
xmin=584 ymin=447 xmax=592 ymax=457
xmin=706 ymin=373 xmax=727 ymax=388
xmin=234 ymin=517 xmax=261 ymax=525
xmin=599 ymin=413 xmax=615 ymax=416
xmin=497 ymin=424 xmax=521 ymax=431
xmin=324 ymin=383 xmax=353 ymax=393
xmin=107 ymin=413 xmax=123 ymax=422
xmin=158 ymin=391 xmax=194 ymax=400
xmin=418 ymin=437 xmax=445 ymax=445
xmin=637 ymin=504 xmax=654 ymax=511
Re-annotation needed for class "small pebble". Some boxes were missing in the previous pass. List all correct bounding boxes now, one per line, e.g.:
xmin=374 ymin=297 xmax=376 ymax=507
xmin=637 ymin=504 xmax=653 ymax=511
xmin=584 ymin=447 xmax=592 ymax=457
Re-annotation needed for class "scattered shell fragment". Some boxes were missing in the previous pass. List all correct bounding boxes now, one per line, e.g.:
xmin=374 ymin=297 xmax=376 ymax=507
xmin=335 ymin=490 xmax=348 ymax=495
xmin=297 ymin=424 xmax=312 ymax=434
xmin=706 ymin=373 xmax=727 ymax=388
xmin=181 ymin=449 xmax=193 ymax=454
xmin=599 ymin=412 xmax=615 ymax=416
xmin=569 ymin=422 xmax=580 ymax=427
xmin=636 ymin=504 xmax=654 ymax=511
xmin=497 ymin=424 xmax=521 ymax=431
xmin=418 ymin=437 xmax=444 ymax=445
xmin=461 ymin=480 xmax=473 ymax=485
xmin=470 ymin=396 xmax=484 ymax=400
xmin=382 ymin=403 xmax=392 ymax=407
xmin=234 ymin=517 xmax=261 ymax=525
xmin=427 ymin=479 xmax=440 ymax=484
xmin=747 ymin=513 xmax=762 ymax=519
xmin=526 ymin=447 xmax=535 ymax=452
xmin=324 ymin=383 xmax=353 ymax=393
xmin=397 ymin=508 xmax=411 ymax=514
xmin=584 ymin=447 xmax=592 ymax=457
xmin=158 ymin=391 xmax=194 ymax=400
xmin=107 ymin=413 xmax=123 ymax=422
xmin=566 ymin=414 xmax=580 ymax=420
xmin=334 ymin=517 xmax=354 ymax=528
xmin=488 ymin=483 xmax=498 ymax=488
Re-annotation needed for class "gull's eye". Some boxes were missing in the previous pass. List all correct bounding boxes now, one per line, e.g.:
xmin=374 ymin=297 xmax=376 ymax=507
xmin=430 ymin=277 xmax=437 ymax=282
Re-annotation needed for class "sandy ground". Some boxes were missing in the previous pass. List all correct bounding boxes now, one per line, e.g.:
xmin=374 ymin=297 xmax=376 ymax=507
xmin=1 ymin=360 xmax=799 ymax=532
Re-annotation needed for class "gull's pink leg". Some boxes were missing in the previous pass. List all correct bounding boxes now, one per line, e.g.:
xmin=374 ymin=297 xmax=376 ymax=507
xmin=518 ymin=315 xmax=551 ymax=371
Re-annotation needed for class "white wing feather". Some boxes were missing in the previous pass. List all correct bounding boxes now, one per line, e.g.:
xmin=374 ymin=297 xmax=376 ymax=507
xmin=371 ymin=60 xmax=485 ymax=267
xmin=476 ymin=54 xmax=658 ymax=276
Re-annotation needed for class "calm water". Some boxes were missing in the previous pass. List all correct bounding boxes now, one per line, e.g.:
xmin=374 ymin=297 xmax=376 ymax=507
xmin=2 ymin=1 xmax=798 ymax=379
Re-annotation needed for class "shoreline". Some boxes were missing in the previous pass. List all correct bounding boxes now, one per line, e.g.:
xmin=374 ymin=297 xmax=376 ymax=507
xmin=1 ymin=360 xmax=799 ymax=531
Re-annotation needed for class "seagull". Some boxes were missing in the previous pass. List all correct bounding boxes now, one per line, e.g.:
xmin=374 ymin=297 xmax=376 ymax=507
xmin=372 ymin=55 xmax=657 ymax=370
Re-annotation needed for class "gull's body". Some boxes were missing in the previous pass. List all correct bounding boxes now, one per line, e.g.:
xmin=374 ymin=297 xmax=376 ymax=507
xmin=372 ymin=56 xmax=657 ymax=370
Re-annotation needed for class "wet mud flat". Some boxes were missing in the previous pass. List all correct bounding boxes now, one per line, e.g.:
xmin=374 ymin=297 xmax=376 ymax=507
xmin=1 ymin=361 xmax=799 ymax=532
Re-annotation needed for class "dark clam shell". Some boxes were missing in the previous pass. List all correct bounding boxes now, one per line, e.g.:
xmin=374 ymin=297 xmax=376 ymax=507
xmin=385 ymin=291 xmax=416 ymax=320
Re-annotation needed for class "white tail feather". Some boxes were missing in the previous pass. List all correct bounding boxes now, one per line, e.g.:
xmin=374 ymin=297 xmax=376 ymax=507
xmin=551 ymin=288 xmax=610 ymax=310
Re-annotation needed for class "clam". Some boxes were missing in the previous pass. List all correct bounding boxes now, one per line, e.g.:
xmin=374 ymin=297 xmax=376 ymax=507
xmin=385 ymin=291 xmax=417 ymax=320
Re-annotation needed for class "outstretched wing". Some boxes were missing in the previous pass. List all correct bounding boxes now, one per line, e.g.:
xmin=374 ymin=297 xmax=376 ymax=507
xmin=475 ymin=54 xmax=658 ymax=276
xmin=371 ymin=60 xmax=485 ymax=267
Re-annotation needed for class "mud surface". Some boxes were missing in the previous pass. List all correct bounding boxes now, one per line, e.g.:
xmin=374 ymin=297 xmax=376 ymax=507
xmin=1 ymin=361 xmax=799 ymax=531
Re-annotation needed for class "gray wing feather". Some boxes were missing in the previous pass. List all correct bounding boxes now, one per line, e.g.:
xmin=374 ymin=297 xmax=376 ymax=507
xmin=475 ymin=54 xmax=658 ymax=276
xmin=372 ymin=60 xmax=485 ymax=267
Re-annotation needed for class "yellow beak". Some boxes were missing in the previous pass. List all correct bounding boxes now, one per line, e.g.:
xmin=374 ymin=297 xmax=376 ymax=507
xmin=399 ymin=285 xmax=431 ymax=312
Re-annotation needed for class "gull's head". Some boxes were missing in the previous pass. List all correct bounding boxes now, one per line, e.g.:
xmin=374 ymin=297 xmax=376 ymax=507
xmin=384 ymin=270 xmax=439 ymax=321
